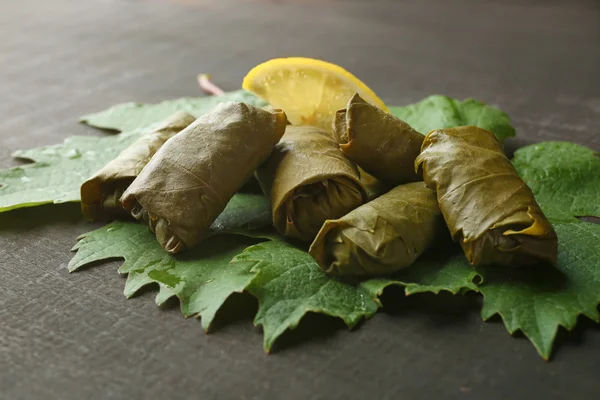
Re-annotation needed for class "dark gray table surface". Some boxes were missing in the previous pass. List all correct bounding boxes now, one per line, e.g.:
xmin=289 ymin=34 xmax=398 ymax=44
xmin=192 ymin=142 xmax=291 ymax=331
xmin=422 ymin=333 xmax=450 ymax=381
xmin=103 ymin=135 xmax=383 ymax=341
xmin=1 ymin=0 xmax=599 ymax=399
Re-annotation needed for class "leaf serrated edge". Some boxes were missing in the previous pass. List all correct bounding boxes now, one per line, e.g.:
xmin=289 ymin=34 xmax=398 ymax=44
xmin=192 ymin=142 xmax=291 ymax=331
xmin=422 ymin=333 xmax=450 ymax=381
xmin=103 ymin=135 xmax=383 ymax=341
xmin=68 ymin=224 xmax=261 ymax=333
xmin=231 ymin=241 xmax=380 ymax=352
xmin=478 ymin=299 xmax=600 ymax=361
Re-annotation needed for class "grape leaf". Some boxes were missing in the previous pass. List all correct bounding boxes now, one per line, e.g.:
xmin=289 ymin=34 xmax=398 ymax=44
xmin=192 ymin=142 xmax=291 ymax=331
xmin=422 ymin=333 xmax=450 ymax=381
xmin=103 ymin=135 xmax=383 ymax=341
xmin=209 ymin=193 xmax=272 ymax=235
xmin=478 ymin=142 xmax=600 ymax=359
xmin=389 ymin=95 xmax=515 ymax=142
xmin=231 ymin=239 xmax=478 ymax=351
xmin=360 ymin=242 xmax=480 ymax=298
xmin=69 ymin=221 xmax=262 ymax=331
xmin=512 ymin=141 xmax=600 ymax=223
xmin=0 ymin=130 xmax=144 ymax=212
xmin=479 ymin=222 xmax=600 ymax=360
xmin=231 ymin=240 xmax=380 ymax=352
xmin=81 ymin=90 xmax=267 ymax=132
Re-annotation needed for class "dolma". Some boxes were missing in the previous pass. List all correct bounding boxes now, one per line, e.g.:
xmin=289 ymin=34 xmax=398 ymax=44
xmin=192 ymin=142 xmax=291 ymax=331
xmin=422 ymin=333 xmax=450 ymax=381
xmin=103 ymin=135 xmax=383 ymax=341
xmin=81 ymin=111 xmax=196 ymax=221
xmin=309 ymin=182 xmax=442 ymax=276
xmin=333 ymin=93 xmax=423 ymax=185
xmin=415 ymin=126 xmax=557 ymax=266
xmin=121 ymin=102 xmax=288 ymax=254
xmin=256 ymin=125 xmax=367 ymax=241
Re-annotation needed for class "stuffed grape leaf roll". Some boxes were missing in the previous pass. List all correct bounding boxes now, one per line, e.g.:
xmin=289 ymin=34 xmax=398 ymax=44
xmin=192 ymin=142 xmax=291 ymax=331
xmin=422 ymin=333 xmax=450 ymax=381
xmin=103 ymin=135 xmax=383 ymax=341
xmin=256 ymin=125 xmax=367 ymax=241
xmin=121 ymin=102 xmax=288 ymax=254
xmin=80 ymin=111 xmax=196 ymax=221
xmin=333 ymin=93 xmax=423 ymax=185
xmin=309 ymin=182 xmax=442 ymax=276
xmin=415 ymin=126 xmax=557 ymax=267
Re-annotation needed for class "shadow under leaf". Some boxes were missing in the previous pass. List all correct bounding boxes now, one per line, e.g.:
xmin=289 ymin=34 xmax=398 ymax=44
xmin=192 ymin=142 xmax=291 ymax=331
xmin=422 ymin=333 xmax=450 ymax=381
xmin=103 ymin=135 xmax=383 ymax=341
xmin=554 ymin=313 xmax=600 ymax=347
xmin=381 ymin=287 xmax=482 ymax=322
xmin=267 ymin=312 xmax=350 ymax=354
xmin=479 ymin=261 xmax=567 ymax=292
xmin=206 ymin=292 xmax=259 ymax=333
xmin=0 ymin=202 xmax=86 ymax=231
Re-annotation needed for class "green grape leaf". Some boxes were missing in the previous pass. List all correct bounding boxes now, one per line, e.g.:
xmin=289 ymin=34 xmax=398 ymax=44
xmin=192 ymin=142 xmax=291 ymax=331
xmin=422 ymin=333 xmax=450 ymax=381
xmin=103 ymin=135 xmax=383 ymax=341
xmin=230 ymin=239 xmax=480 ymax=351
xmin=512 ymin=141 xmax=600 ymax=223
xmin=360 ymin=243 xmax=480 ymax=298
xmin=389 ymin=95 xmax=516 ymax=142
xmin=0 ymin=130 xmax=144 ymax=212
xmin=81 ymin=90 xmax=267 ymax=132
xmin=231 ymin=240 xmax=380 ymax=352
xmin=479 ymin=222 xmax=600 ymax=360
xmin=69 ymin=221 xmax=262 ymax=331
xmin=209 ymin=193 xmax=272 ymax=235
xmin=478 ymin=142 xmax=600 ymax=359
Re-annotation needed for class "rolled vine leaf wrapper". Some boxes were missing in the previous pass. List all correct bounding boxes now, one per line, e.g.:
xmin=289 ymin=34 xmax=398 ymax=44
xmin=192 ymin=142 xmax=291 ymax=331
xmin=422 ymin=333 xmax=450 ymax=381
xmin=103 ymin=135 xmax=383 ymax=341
xmin=256 ymin=125 xmax=367 ymax=241
xmin=358 ymin=167 xmax=390 ymax=201
xmin=309 ymin=182 xmax=442 ymax=276
xmin=415 ymin=126 xmax=558 ymax=267
xmin=333 ymin=93 xmax=424 ymax=185
xmin=80 ymin=111 xmax=197 ymax=221
xmin=121 ymin=102 xmax=288 ymax=254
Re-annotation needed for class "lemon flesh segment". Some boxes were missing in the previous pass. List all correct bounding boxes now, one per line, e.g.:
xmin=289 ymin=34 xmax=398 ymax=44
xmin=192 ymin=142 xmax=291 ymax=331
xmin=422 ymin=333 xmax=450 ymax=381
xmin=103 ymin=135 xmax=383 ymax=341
xmin=243 ymin=58 xmax=388 ymax=131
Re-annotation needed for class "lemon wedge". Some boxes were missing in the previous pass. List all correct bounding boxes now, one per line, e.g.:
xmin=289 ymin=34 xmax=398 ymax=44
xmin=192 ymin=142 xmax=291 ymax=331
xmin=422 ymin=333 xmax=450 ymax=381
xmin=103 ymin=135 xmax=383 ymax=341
xmin=242 ymin=57 xmax=388 ymax=131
